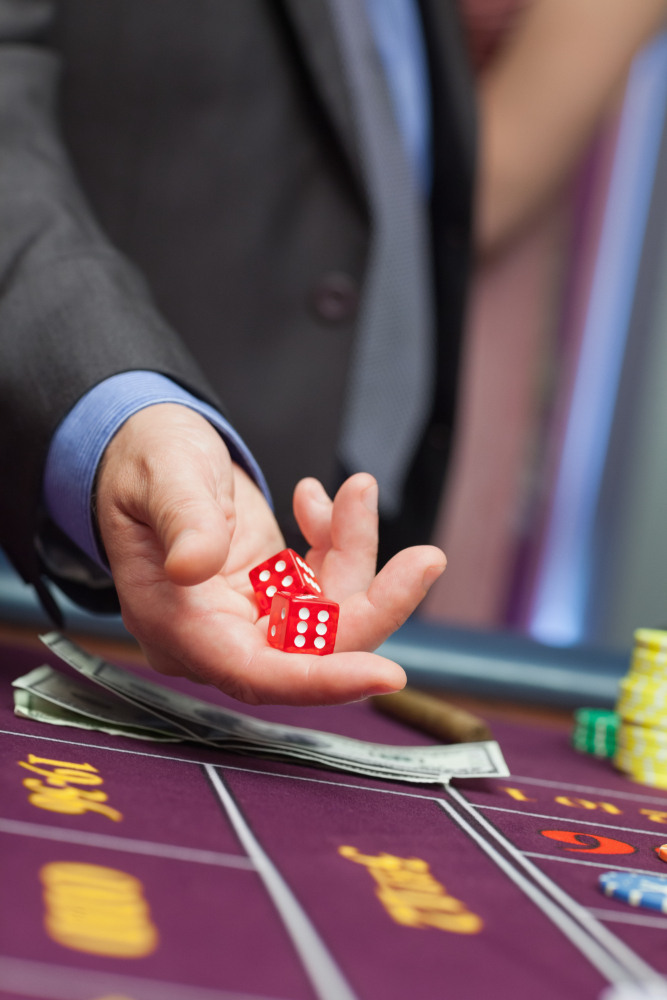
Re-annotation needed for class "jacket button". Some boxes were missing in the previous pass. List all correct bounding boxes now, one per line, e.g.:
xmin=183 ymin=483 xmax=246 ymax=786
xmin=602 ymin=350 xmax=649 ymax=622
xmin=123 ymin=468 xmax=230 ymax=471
xmin=311 ymin=272 xmax=359 ymax=323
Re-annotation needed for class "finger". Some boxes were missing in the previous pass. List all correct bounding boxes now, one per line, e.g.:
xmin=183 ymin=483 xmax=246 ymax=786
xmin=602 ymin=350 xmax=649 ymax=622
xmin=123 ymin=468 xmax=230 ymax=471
xmin=140 ymin=607 xmax=406 ymax=704
xmin=221 ymin=464 xmax=286 ymax=596
xmin=335 ymin=545 xmax=446 ymax=652
xmin=292 ymin=478 xmax=332 ymax=573
xmin=235 ymin=647 xmax=407 ymax=705
xmin=319 ymin=473 xmax=379 ymax=601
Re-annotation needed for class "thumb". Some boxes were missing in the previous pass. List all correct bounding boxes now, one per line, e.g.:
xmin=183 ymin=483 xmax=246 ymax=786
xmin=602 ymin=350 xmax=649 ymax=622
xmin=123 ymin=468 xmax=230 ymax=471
xmin=98 ymin=404 xmax=236 ymax=587
xmin=160 ymin=487 xmax=234 ymax=586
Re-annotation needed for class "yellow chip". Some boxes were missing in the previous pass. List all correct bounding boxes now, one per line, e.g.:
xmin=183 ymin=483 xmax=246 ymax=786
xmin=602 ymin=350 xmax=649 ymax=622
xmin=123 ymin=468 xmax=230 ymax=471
xmin=630 ymin=772 xmax=667 ymax=791
xmin=634 ymin=629 xmax=667 ymax=654
xmin=628 ymin=649 xmax=667 ymax=679
xmin=616 ymin=705 xmax=667 ymax=729
xmin=615 ymin=749 xmax=667 ymax=773
xmin=619 ymin=675 xmax=667 ymax=698
xmin=616 ymin=677 xmax=667 ymax=727
xmin=615 ymin=734 xmax=667 ymax=759
xmin=617 ymin=741 xmax=665 ymax=759
xmin=616 ymin=731 xmax=661 ymax=753
xmin=615 ymin=748 xmax=652 ymax=769
xmin=614 ymin=748 xmax=667 ymax=784
xmin=615 ymin=758 xmax=667 ymax=790
xmin=617 ymin=723 xmax=667 ymax=750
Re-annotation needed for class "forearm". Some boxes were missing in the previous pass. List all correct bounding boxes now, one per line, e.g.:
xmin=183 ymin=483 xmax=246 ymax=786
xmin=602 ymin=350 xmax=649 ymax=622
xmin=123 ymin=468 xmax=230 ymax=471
xmin=475 ymin=0 xmax=667 ymax=255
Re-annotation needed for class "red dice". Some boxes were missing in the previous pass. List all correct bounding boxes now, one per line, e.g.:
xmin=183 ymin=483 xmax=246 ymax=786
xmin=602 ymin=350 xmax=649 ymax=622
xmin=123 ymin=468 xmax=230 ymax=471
xmin=267 ymin=593 xmax=339 ymax=655
xmin=249 ymin=548 xmax=322 ymax=615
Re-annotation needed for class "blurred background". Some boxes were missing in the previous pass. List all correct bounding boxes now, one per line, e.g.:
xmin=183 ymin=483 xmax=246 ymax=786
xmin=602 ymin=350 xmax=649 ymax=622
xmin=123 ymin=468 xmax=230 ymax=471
xmin=5 ymin=0 xmax=667 ymax=702
xmin=423 ymin=2 xmax=667 ymax=655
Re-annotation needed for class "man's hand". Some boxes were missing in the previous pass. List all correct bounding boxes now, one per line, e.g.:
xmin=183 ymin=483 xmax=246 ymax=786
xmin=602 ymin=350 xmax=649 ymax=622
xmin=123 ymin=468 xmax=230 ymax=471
xmin=97 ymin=404 xmax=446 ymax=705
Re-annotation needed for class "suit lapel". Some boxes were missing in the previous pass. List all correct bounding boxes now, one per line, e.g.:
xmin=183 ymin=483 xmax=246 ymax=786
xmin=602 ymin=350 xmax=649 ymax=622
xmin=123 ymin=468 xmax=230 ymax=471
xmin=283 ymin=0 xmax=476 ymax=218
xmin=280 ymin=0 xmax=366 ymax=193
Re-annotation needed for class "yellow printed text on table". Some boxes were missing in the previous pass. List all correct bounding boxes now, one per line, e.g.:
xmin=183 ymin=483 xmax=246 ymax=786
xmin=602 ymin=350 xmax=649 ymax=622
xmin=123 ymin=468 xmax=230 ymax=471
xmin=17 ymin=753 xmax=122 ymax=821
xmin=339 ymin=846 xmax=482 ymax=934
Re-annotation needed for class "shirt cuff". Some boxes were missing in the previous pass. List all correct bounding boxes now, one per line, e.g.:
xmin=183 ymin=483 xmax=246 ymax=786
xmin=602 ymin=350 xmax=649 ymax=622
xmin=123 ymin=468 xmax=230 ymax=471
xmin=43 ymin=371 xmax=272 ymax=570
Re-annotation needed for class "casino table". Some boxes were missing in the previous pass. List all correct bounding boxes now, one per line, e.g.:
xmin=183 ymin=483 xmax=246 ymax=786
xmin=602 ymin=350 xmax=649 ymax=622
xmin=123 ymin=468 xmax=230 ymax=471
xmin=2 ymin=629 xmax=667 ymax=1000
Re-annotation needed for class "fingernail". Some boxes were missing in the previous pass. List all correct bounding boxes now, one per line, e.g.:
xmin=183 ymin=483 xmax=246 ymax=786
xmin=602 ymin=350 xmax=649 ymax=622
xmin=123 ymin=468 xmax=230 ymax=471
xmin=422 ymin=565 xmax=445 ymax=591
xmin=362 ymin=684 xmax=401 ymax=698
xmin=361 ymin=483 xmax=378 ymax=513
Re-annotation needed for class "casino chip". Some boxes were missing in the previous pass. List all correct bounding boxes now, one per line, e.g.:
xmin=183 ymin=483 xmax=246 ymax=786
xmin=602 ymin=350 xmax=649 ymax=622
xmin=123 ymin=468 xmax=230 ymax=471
xmin=571 ymin=708 xmax=618 ymax=758
xmin=617 ymin=676 xmax=667 ymax=727
xmin=599 ymin=871 xmax=667 ymax=913
xmin=614 ymin=629 xmax=667 ymax=788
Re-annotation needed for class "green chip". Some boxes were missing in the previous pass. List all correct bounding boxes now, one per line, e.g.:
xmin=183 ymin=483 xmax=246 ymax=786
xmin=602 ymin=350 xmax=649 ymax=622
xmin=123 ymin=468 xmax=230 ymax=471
xmin=574 ymin=709 xmax=619 ymax=727
xmin=571 ymin=709 xmax=619 ymax=758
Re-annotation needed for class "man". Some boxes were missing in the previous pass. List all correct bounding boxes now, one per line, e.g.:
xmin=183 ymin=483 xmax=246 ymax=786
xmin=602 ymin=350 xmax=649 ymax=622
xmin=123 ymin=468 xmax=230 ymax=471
xmin=3 ymin=0 xmax=660 ymax=704
xmin=0 ymin=0 xmax=469 ymax=702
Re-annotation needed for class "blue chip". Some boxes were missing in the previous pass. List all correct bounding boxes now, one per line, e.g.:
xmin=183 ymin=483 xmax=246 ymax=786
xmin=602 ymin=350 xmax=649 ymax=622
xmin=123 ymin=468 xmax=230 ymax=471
xmin=599 ymin=871 xmax=667 ymax=913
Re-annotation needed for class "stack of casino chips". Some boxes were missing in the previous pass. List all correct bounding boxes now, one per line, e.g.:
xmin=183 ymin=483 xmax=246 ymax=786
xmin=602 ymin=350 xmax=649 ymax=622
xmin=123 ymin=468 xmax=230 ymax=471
xmin=571 ymin=708 xmax=618 ymax=759
xmin=599 ymin=871 xmax=667 ymax=913
xmin=614 ymin=628 xmax=667 ymax=789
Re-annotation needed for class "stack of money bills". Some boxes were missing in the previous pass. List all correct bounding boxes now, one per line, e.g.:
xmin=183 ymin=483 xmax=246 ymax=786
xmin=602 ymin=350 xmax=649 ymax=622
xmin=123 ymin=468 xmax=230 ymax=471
xmin=12 ymin=632 xmax=509 ymax=786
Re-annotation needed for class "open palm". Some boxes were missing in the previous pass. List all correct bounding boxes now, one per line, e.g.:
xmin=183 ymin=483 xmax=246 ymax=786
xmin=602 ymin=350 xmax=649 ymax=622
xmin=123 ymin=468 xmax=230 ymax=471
xmin=97 ymin=404 xmax=446 ymax=705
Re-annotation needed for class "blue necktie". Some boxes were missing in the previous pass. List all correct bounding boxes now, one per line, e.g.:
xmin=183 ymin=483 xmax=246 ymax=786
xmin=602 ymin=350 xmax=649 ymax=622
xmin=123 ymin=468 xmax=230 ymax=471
xmin=327 ymin=0 xmax=435 ymax=515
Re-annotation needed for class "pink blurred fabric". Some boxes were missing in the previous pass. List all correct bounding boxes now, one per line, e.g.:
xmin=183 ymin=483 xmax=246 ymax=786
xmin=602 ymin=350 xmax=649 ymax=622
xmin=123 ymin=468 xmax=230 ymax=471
xmin=423 ymin=207 xmax=567 ymax=627
xmin=424 ymin=118 xmax=621 ymax=629
xmin=422 ymin=2 xmax=622 ymax=629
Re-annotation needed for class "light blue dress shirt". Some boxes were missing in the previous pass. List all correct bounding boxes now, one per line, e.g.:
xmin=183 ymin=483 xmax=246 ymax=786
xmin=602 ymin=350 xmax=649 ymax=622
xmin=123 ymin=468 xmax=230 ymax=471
xmin=363 ymin=0 xmax=432 ymax=195
xmin=44 ymin=372 xmax=271 ymax=568
xmin=44 ymin=0 xmax=432 ymax=569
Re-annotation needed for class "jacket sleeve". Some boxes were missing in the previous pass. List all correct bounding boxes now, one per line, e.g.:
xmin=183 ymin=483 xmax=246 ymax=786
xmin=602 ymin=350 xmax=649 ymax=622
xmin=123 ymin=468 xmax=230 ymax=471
xmin=0 ymin=0 xmax=225 ymax=618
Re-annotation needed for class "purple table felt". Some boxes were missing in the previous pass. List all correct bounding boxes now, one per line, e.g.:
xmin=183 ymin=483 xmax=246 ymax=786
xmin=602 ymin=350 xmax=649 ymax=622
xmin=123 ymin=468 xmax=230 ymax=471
xmin=1 ymin=638 xmax=667 ymax=1000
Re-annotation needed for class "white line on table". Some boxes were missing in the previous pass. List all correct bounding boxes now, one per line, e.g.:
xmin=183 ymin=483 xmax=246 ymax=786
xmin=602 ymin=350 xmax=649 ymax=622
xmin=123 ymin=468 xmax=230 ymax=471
xmin=0 ymin=726 xmax=232 ymax=765
xmin=446 ymin=785 xmax=663 ymax=986
xmin=523 ymin=853 xmax=667 ymax=876
xmin=587 ymin=908 xmax=667 ymax=929
xmin=0 ymin=817 xmax=255 ymax=868
xmin=436 ymin=795 xmax=632 ymax=985
xmin=0 ymin=954 xmax=290 ymax=1000
xmin=205 ymin=764 xmax=359 ymax=1000
xmin=0 ymin=727 xmax=444 ymax=801
xmin=503 ymin=775 xmax=667 ymax=807
xmin=10 ymin=725 xmax=660 ymax=817
xmin=476 ymin=804 xmax=667 ymax=838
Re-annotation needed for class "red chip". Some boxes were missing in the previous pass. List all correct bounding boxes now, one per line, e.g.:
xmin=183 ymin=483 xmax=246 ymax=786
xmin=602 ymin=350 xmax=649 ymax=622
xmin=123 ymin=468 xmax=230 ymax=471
xmin=657 ymin=844 xmax=667 ymax=863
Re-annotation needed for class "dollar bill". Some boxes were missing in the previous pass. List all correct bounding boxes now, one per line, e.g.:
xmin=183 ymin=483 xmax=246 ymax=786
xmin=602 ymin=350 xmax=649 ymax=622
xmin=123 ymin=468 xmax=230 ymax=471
xmin=13 ymin=665 xmax=186 ymax=739
xmin=40 ymin=633 xmax=231 ymax=746
xmin=13 ymin=688 xmax=184 ymax=743
xmin=38 ymin=632 xmax=510 ymax=784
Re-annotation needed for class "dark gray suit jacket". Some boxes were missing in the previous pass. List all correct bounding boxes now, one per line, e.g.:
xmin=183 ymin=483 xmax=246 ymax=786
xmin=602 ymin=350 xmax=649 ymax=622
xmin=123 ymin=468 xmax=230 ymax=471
xmin=0 ymin=0 xmax=475 ymax=617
